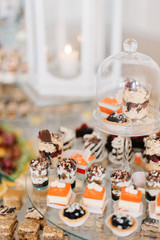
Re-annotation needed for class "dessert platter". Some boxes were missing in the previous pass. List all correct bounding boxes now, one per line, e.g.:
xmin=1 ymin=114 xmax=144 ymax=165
xmin=25 ymin=39 xmax=160 ymax=239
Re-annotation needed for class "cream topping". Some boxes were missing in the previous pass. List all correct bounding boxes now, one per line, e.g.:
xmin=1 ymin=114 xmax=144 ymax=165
xmin=51 ymin=180 xmax=66 ymax=188
xmin=87 ymin=182 xmax=103 ymax=192
xmin=123 ymin=85 xmax=150 ymax=104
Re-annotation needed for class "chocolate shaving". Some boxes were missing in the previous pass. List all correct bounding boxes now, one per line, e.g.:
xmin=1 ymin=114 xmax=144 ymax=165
xmin=39 ymin=129 xmax=51 ymax=142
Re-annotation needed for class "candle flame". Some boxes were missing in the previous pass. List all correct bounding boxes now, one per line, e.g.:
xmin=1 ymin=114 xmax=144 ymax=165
xmin=64 ymin=44 xmax=72 ymax=54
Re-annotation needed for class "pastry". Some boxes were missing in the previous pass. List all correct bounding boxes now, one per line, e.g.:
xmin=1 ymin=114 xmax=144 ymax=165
xmin=0 ymin=218 xmax=18 ymax=240
xmin=82 ymin=182 xmax=106 ymax=209
xmin=47 ymin=180 xmax=72 ymax=206
xmin=3 ymin=189 xmax=22 ymax=210
xmin=122 ymin=79 xmax=151 ymax=119
xmin=0 ymin=206 xmax=17 ymax=221
xmin=17 ymin=220 xmax=40 ymax=240
xmin=107 ymin=135 xmax=132 ymax=165
xmin=140 ymin=218 xmax=160 ymax=238
xmin=146 ymin=170 xmax=160 ymax=201
xmin=57 ymin=158 xmax=77 ymax=189
xmin=75 ymin=123 xmax=93 ymax=138
xmin=59 ymin=126 xmax=75 ymax=151
xmin=104 ymin=112 xmax=130 ymax=125
xmin=111 ymin=169 xmax=132 ymax=201
xmin=25 ymin=207 xmax=46 ymax=229
xmin=83 ymin=132 xmax=104 ymax=161
xmin=38 ymin=129 xmax=62 ymax=168
xmin=144 ymin=136 xmax=160 ymax=171
xmin=118 ymin=186 xmax=142 ymax=212
xmin=71 ymin=151 xmax=95 ymax=178
xmin=98 ymin=97 xmax=122 ymax=115
xmin=86 ymin=165 xmax=106 ymax=185
xmin=43 ymin=225 xmax=64 ymax=240
xmin=30 ymin=157 xmax=49 ymax=189
xmin=106 ymin=213 xmax=137 ymax=237
xmin=60 ymin=202 xmax=89 ymax=227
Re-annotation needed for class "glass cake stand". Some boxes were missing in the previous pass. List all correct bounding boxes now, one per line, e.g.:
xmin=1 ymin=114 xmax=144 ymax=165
xmin=26 ymin=168 xmax=145 ymax=240
xmin=93 ymin=38 xmax=160 ymax=170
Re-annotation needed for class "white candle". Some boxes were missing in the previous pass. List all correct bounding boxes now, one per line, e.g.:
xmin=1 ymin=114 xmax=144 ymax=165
xmin=59 ymin=44 xmax=79 ymax=77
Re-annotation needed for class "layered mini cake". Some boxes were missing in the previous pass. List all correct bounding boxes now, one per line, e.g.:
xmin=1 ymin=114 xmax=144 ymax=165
xmin=17 ymin=220 xmax=40 ymax=240
xmin=140 ymin=218 xmax=160 ymax=239
xmin=106 ymin=213 xmax=137 ymax=237
xmin=146 ymin=170 xmax=160 ymax=201
xmin=38 ymin=129 xmax=62 ymax=168
xmin=104 ymin=112 xmax=130 ymax=125
xmin=122 ymin=79 xmax=151 ymax=120
xmin=82 ymin=182 xmax=106 ymax=209
xmin=0 ymin=206 xmax=17 ymax=221
xmin=30 ymin=157 xmax=49 ymax=189
xmin=144 ymin=136 xmax=160 ymax=171
xmin=3 ymin=189 xmax=22 ymax=210
xmin=25 ymin=207 xmax=46 ymax=229
xmin=59 ymin=126 xmax=75 ymax=151
xmin=83 ymin=132 xmax=104 ymax=161
xmin=0 ymin=218 xmax=18 ymax=240
xmin=98 ymin=97 xmax=122 ymax=115
xmin=71 ymin=152 xmax=95 ymax=178
xmin=111 ymin=169 xmax=132 ymax=201
xmin=106 ymin=135 xmax=132 ymax=165
xmin=43 ymin=225 xmax=64 ymax=240
xmin=87 ymin=165 xmax=106 ymax=185
xmin=47 ymin=180 xmax=72 ymax=206
xmin=60 ymin=202 xmax=89 ymax=227
xmin=57 ymin=158 xmax=77 ymax=189
xmin=118 ymin=186 xmax=142 ymax=212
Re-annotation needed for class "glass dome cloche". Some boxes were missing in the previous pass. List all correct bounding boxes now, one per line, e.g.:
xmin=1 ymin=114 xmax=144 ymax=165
xmin=94 ymin=38 xmax=160 ymax=137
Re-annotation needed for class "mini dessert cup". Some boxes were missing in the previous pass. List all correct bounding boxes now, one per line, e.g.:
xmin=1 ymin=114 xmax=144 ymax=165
xmin=30 ymin=157 xmax=49 ymax=190
xmin=122 ymin=79 xmax=151 ymax=120
xmin=86 ymin=165 xmax=106 ymax=185
xmin=144 ymin=136 xmax=160 ymax=171
xmin=57 ymin=158 xmax=77 ymax=189
xmin=111 ymin=169 xmax=132 ymax=201
xmin=145 ymin=170 xmax=160 ymax=201
xmin=38 ymin=130 xmax=62 ymax=168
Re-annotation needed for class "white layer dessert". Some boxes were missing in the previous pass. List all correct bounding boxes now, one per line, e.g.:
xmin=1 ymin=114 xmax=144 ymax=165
xmin=82 ymin=182 xmax=106 ymax=208
xmin=47 ymin=181 xmax=72 ymax=206
xmin=83 ymin=132 xmax=104 ymax=161
xmin=59 ymin=126 xmax=75 ymax=151
xmin=118 ymin=186 xmax=142 ymax=212
xmin=108 ymin=135 xmax=132 ymax=165
xmin=38 ymin=129 xmax=62 ymax=168
xmin=122 ymin=79 xmax=151 ymax=120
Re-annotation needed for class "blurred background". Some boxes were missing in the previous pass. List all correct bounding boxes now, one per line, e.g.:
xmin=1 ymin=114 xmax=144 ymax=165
xmin=0 ymin=0 xmax=159 ymax=132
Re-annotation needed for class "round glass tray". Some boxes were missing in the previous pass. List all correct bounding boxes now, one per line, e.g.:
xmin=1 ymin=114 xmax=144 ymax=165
xmin=26 ymin=168 xmax=145 ymax=240
xmin=93 ymin=109 xmax=160 ymax=137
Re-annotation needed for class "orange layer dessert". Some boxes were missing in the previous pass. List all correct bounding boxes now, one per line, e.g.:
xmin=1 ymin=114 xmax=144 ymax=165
xmin=82 ymin=182 xmax=106 ymax=208
xmin=155 ymin=193 xmax=160 ymax=215
xmin=98 ymin=97 xmax=122 ymax=115
xmin=119 ymin=186 xmax=141 ymax=212
xmin=47 ymin=180 xmax=72 ymax=206
xmin=71 ymin=153 xmax=95 ymax=175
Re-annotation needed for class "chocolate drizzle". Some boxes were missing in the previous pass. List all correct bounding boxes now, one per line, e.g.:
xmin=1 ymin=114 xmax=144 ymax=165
xmin=111 ymin=169 xmax=131 ymax=183
xmin=0 ymin=205 xmax=16 ymax=215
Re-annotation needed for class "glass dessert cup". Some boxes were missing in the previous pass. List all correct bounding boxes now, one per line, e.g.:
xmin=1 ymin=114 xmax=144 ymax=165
xmin=94 ymin=38 xmax=160 ymax=171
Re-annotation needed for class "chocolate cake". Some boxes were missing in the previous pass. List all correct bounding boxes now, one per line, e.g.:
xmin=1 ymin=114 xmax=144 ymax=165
xmin=76 ymin=123 xmax=93 ymax=138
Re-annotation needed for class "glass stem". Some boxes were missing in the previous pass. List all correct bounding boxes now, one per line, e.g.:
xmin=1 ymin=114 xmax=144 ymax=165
xmin=122 ymin=136 xmax=130 ymax=170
